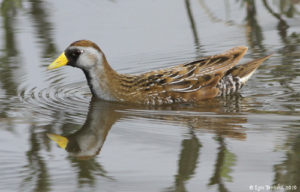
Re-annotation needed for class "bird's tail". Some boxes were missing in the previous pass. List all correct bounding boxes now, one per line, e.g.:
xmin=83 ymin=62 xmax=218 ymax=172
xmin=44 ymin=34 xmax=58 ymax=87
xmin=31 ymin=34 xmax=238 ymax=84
xmin=227 ymin=54 xmax=272 ymax=84
xmin=217 ymin=54 xmax=272 ymax=96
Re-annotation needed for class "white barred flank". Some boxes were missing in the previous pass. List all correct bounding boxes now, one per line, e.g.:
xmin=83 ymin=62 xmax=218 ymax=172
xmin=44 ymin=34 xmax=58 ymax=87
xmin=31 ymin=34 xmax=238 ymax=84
xmin=217 ymin=75 xmax=243 ymax=96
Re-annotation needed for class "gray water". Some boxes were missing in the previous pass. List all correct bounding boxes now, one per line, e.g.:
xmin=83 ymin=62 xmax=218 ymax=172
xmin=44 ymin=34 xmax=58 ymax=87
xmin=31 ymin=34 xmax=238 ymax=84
xmin=0 ymin=0 xmax=300 ymax=192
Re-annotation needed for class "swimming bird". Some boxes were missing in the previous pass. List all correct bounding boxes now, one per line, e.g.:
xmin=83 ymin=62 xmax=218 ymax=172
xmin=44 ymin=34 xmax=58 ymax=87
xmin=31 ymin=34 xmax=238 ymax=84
xmin=48 ymin=40 xmax=271 ymax=105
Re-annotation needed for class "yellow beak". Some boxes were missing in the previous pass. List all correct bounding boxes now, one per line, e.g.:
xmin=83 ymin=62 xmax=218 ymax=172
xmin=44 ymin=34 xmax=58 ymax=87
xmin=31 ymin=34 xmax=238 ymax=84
xmin=48 ymin=52 xmax=68 ymax=70
xmin=47 ymin=133 xmax=69 ymax=149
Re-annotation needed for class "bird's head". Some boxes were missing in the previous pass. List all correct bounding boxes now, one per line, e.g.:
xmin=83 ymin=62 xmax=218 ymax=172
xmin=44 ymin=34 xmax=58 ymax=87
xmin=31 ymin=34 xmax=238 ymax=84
xmin=48 ymin=40 xmax=104 ymax=71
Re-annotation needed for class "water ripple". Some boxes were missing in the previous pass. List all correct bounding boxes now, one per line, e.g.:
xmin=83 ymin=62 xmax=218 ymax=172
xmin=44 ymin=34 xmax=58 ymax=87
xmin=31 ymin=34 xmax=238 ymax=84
xmin=18 ymin=81 xmax=91 ymax=121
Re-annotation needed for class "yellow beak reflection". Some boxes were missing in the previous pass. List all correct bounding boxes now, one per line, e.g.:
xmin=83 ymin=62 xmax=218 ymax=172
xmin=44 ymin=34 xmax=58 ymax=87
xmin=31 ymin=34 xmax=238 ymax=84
xmin=47 ymin=133 xmax=69 ymax=149
xmin=48 ymin=52 xmax=68 ymax=70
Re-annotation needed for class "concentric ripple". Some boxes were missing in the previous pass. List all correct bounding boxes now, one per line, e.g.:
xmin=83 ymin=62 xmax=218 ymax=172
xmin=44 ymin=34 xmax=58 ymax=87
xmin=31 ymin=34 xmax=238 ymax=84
xmin=18 ymin=81 xmax=92 ymax=122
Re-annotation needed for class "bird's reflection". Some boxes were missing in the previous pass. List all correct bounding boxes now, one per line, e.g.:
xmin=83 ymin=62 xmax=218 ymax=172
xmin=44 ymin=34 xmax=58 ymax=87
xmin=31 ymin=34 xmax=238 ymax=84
xmin=48 ymin=96 xmax=247 ymax=159
xmin=48 ymin=95 xmax=248 ymax=192
xmin=48 ymin=98 xmax=123 ymax=160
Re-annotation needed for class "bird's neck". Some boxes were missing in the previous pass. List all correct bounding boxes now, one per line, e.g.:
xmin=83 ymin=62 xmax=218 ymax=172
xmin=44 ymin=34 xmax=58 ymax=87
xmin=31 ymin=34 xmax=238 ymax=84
xmin=82 ymin=56 xmax=119 ymax=101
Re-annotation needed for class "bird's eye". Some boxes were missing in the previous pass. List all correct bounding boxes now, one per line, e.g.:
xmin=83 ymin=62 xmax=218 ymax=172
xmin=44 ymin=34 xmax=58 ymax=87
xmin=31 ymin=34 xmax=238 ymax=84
xmin=72 ymin=50 xmax=81 ymax=57
xmin=66 ymin=49 xmax=82 ymax=61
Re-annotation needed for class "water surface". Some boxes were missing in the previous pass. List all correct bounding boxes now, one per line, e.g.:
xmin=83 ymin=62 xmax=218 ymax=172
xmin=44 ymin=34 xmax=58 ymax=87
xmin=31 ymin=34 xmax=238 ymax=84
xmin=0 ymin=0 xmax=300 ymax=192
